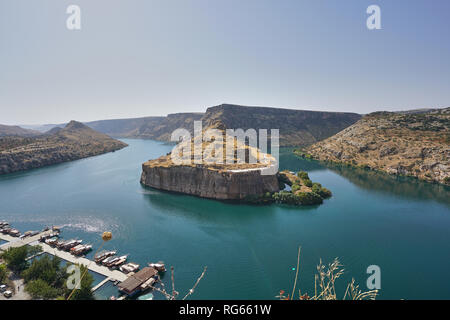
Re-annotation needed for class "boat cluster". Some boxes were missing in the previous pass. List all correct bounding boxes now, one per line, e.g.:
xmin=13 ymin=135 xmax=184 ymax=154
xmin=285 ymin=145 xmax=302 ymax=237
xmin=0 ymin=221 xmax=21 ymax=237
xmin=94 ymin=250 xmax=136 ymax=272
xmin=40 ymin=230 xmax=93 ymax=256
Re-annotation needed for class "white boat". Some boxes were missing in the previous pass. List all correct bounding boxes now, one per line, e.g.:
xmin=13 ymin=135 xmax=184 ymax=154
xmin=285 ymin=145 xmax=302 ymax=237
xmin=62 ymin=239 xmax=82 ymax=250
xmin=148 ymin=261 xmax=166 ymax=272
xmin=95 ymin=250 xmax=116 ymax=263
xmin=120 ymin=263 xmax=140 ymax=274
xmin=45 ymin=237 xmax=58 ymax=245
xmin=72 ymin=244 xmax=92 ymax=256
xmin=101 ymin=255 xmax=117 ymax=266
xmin=8 ymin=229 xmax=20 ymax=237
xmin=111 ymin=255 xmax=128 ymax=267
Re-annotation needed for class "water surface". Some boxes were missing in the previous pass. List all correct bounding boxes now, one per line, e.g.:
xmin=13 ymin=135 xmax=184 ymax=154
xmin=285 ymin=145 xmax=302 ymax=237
xmin=0 ymin=139 xmax=449 ymax=299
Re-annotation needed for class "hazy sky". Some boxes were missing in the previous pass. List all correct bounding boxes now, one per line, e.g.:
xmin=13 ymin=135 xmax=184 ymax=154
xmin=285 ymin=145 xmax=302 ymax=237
xmin=1 ymin=0 xmax=449 ymax=125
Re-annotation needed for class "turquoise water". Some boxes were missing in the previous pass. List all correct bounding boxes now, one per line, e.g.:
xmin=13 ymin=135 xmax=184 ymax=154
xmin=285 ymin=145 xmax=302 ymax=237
xmin=0 ymin=139 xmax=449 ymax=300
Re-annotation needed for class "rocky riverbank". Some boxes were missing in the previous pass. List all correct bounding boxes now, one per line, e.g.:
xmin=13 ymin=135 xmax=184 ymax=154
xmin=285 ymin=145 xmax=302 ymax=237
xmin=303 ymin=108 xmax=450 ymax=185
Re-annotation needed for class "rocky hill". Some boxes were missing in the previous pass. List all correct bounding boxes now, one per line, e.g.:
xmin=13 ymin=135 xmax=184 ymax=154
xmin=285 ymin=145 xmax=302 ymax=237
xmin=0 ymin=124 xmax=40 ymax=137
xmin=304 ymin=108 xmax=450 ymax=184
xmin=84 ymin=113 xmax=204 ymax=140
xmin=202 ymin=104 xmax=361 ymax=147
xmin=0 ymin=121 xmax=127 ymax=174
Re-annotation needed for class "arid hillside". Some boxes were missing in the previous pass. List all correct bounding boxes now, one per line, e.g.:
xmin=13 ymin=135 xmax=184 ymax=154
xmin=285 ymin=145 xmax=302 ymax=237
xmin=0 ymin=121 xmax=127 ymax=174
xmin=305 ymin=108 xmax=450 ymax=184
xmin=202 ymin=104 xmax=361 ymax=147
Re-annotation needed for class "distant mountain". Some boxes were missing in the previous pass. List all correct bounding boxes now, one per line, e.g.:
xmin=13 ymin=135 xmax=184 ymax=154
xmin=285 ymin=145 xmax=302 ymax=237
xmin=68 ymin=104 xmax=360 ymax=147
xmin=0 ymin=124 xmax=41 ymax=137
xmin=85 ymin=113 xmax=204 ymax=141
xmin=84 ymin=116 xmax=164 ymax=137
xmin=305 ymin=107 xmax=450 ymax=184
xmin=0 ymin=121 xmax=127 ymax=174
xmin=202 ymin=104 xmax=362 ymax=147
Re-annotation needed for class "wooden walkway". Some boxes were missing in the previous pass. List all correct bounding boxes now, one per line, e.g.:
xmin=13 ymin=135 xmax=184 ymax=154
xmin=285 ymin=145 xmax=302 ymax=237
xmin=91 ymin=277 xmax=112 ymax=292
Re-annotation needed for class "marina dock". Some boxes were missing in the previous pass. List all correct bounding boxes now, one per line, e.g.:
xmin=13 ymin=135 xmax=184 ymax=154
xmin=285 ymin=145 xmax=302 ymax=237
xmin=39 ymin=242 xmax=128 ymax=282
xmin=0 ymin=230 xmax=128 ymax=283
xmin=0 ymin=230 xmax=54 ymax=250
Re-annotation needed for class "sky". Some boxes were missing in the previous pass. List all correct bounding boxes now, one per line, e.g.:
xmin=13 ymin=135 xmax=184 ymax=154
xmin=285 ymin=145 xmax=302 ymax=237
xmin=1 ymin=0 xmax=449 ymax=125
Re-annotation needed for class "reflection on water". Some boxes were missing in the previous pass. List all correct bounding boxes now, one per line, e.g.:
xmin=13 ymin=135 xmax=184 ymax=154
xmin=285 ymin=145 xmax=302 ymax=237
xmin=291 ymin=155 xmax=450 ymax=206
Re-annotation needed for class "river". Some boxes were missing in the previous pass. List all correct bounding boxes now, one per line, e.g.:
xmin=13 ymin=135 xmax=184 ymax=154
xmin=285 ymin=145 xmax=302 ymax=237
xmin=0 ymin=139 xmax=449 ymax=299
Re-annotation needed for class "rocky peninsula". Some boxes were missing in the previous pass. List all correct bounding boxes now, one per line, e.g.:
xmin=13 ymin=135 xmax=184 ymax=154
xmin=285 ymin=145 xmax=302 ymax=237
xmin=141 ymin=132 xmax=280 ymax=200
xmin=141 ymin=126 xmax=332 ymax=205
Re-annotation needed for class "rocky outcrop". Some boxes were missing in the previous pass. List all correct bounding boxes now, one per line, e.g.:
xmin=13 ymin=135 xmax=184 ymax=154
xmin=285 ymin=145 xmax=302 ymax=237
xmin=0 ymin=121 xmax=127 ymax=175
xmin=140 ymin=164 xmax=279 ymax=200
xmin=305 ymin=108 xmax=450 ymax=185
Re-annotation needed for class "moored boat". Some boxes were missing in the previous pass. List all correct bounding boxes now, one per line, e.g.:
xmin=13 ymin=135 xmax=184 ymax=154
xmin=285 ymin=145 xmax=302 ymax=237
xmin=120 ymin=263 xmax=140 ymax=274
xmin=148 ymin=261 xmax=166 ymax=273
xmin=71 ymin=244 xmax=92 ymax=256
xmin=45 ymin=237 xmax=59 ymax=246
xmin=137 ymin=293 xmax=154 ymax=300
xmin=101 ymin=255 xmax=118 ymax=266
xmin=110 ymin=255 xmax=128 ymax=268
xmin=1 ymin=227 xmax=11 ymax=234
xmin=61 ymin=239 xmax=82 ymax=251
xmin=8 ymin=229 xmax=20 ymax=237
xmin=95 ymin=250 xmax=116 ymax=264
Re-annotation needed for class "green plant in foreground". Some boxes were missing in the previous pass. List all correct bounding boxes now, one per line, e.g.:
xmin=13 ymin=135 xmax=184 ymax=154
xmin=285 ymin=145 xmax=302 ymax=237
xmin=277 ymin=247 xmax=378 ymax=300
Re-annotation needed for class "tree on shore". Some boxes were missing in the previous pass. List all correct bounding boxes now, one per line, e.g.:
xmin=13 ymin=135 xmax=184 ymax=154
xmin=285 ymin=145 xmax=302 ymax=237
xmin=64 ymin=264 xmax=95 ymax=300
xmin=0 ymin=245 xmax=41 ymax=272
xmin=0 ymin=263 xmax=7 ymax=283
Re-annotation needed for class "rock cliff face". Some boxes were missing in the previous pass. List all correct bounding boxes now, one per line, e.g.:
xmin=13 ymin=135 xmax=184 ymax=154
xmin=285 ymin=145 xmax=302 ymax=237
xmin=202 ymin=104 xmax=361 ymax=147
xmin=305 ymin=108 xmax=450 ymax=184
xmin=140 ymin=128 xmax=280 ymax=200
xmin=140 ymin=164 xmax=279 ymax=200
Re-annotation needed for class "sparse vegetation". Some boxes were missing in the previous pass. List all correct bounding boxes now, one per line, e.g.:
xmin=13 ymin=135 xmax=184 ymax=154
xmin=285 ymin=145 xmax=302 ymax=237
xmin=306 ymin=108 xmax=449 ymax=185
xmin=245 ymin=170 xmax=332 ymax=206
xmin=277 ymin=248 xmax=378 ymax=300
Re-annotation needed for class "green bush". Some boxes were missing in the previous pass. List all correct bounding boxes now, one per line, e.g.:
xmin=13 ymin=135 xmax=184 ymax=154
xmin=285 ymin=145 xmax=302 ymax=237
xmin=1 ymin=246 xmax=30 ymax=272
xmin=312 ymin=183 xmax=321 ymax=194
xmin=22 ymin=255 xmax=64 ymax=286
xmin=303 ymin=179 xmax=313 ymax=187
xmin=297 ymin=171 xmax=309 ymax=180
xmin=0 ymin=264 xmax=7 ymax=283
xmin=65 ymin=265 xmax=95 ymax=300
xmin=291 ymin=184 xmax=301 ymax=193
xmin=318 ymin=187 xmax=332 ymax=199
xmin=26 ymin=279 xmax=59 ymax=300
xmin=297 ymin=192 xmax=323 ymax=205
